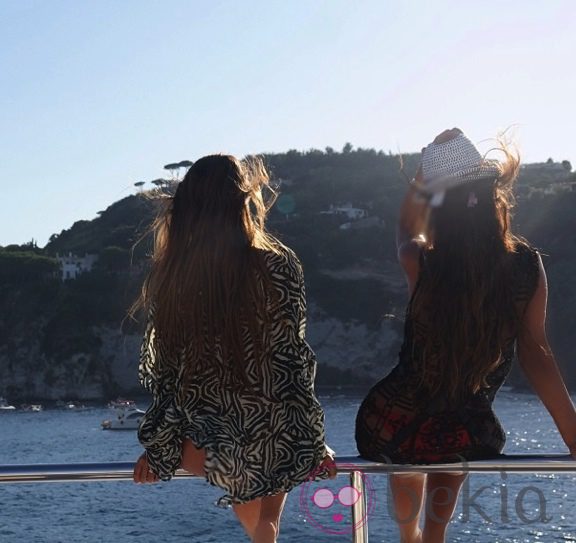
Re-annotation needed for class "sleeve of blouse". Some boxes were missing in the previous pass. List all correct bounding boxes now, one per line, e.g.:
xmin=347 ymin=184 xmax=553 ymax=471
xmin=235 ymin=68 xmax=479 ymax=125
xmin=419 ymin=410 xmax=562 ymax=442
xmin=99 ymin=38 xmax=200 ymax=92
xmin=284 ymin=252 xmax=335 ymax=459
xmin=137 ymin=307 xmax=186 ymax=481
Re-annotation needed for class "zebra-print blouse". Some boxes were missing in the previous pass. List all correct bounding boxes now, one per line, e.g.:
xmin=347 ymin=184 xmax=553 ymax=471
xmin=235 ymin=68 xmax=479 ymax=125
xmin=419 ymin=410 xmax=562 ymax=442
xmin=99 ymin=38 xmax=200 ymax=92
xmin=137 ymin=244 xmax=331 ymax=504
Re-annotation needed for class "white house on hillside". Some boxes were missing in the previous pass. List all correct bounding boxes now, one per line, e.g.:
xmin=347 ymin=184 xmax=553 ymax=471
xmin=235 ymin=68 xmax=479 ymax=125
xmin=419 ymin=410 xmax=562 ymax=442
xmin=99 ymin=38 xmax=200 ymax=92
xmin=320 ymin=203 xmax=367 ymax=220
xmin=56 ymin=253 xmax=98 ymax=280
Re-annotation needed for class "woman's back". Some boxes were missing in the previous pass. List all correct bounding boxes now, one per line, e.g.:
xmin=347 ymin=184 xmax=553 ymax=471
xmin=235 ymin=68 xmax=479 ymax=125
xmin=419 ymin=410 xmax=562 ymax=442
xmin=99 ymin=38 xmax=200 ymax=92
xmin=356 ymin=241 xmax=541 ymax=463
xmin=140 ymin=243 xmax=317 ymax=398
xmin=401 ymin=241 xmax=541 ymax=405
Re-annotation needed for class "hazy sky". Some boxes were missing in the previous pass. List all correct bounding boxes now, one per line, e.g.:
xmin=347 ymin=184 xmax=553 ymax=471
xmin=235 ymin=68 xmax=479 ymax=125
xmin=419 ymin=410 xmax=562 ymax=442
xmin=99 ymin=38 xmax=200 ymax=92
xmin=2 ymin=0 xmax=575 ymax=246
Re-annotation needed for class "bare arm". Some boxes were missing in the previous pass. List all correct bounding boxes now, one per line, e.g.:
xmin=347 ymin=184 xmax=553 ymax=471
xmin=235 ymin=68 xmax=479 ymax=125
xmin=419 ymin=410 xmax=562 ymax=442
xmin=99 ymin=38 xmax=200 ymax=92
xmin=397 ymin=128 xmax=463 ymax=294
xmin=397 ymin=128 xmax=462 ymax=252
xmin=517 ymin=254 xmax=576 ymax=456
xmin=397 ymin=172 xmax=427 ymax=295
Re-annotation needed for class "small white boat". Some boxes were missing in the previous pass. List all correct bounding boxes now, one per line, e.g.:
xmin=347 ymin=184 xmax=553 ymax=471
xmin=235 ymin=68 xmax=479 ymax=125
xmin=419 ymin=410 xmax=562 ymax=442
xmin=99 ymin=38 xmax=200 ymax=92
xmin=57 ymin=401 xmax=87 ymax=410
xmin=0 ymin=398 xmax=16 ymax=411
xmin=107 ymin=398 xmax=136 ymax=409
xmin=21 ymin=404 xmax=43 ymax=412
xmin=101 ymin=406 xmax=145 ymax=430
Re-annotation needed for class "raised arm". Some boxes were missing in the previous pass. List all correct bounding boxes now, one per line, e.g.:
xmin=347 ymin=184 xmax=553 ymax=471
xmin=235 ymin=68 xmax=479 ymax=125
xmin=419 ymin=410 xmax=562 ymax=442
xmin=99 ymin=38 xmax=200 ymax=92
xmin=517 ymin=254 xmax=576 ymax=457
xmin=397 ymin=170 xmax=427 ymax=295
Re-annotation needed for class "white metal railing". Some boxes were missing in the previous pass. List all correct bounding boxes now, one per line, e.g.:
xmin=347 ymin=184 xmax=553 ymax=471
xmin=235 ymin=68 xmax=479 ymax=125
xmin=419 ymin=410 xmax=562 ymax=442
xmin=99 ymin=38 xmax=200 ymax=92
xmin=1 ymin=454 xmax=575 ymax=543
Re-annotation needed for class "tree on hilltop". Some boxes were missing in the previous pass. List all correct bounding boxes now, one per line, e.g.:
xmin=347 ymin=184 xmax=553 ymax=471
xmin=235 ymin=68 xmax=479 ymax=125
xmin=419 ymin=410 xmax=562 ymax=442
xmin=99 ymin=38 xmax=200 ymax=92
xmin=164 ymin=160 xmax=193 ymax=181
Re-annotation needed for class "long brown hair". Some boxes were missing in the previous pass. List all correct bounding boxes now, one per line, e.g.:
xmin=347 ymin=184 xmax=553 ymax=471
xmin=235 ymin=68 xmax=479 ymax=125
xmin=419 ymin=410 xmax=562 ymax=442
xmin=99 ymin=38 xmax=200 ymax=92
xmin=410 ymin=144 xmax=526 ymax=403
xmin=133 ymin=154 xmax=280 ymax=385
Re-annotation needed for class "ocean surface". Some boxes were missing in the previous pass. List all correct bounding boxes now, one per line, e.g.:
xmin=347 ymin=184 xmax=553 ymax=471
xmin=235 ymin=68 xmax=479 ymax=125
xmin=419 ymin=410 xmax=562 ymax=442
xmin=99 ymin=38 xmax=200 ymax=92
xmin=0 ymin=390 xmax=575 ymax=543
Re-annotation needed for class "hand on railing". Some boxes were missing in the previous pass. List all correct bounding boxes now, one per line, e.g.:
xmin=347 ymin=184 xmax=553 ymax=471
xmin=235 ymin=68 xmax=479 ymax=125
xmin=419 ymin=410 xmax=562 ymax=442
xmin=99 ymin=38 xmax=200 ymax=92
xmin=133 ymin=452 xmax=160 ymax=484
xmin=317 ymin=451 xmax=337 ymax=479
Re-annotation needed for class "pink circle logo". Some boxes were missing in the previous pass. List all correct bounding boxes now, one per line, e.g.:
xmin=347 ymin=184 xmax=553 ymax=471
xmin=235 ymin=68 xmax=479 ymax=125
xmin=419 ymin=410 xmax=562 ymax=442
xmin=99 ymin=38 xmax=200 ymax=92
xmin=299 ymin=464 xmax=376 ymax=535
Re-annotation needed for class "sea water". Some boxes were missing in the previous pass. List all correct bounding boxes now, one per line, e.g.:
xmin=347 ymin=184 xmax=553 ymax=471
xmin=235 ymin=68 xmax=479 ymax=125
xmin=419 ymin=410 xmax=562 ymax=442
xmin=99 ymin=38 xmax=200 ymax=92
xmin=0 ymin=391 xmax=574 ymax=542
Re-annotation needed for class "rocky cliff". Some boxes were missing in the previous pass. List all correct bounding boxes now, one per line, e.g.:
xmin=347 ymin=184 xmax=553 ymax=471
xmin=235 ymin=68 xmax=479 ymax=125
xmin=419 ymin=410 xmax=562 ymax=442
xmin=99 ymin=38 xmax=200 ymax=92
xmin=1 ymin=148 xmax=575 ymax=401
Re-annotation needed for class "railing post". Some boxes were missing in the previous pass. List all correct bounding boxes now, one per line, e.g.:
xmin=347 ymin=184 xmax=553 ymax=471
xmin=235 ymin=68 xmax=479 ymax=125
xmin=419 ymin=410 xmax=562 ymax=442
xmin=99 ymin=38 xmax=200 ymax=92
xmin=350 ymin=470 xmax=368 ymax=543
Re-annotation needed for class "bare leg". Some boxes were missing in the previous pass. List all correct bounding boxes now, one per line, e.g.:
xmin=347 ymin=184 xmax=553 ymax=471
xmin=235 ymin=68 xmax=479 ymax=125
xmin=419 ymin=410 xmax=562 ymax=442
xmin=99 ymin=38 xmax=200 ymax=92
xmin=233 ymin=499 xmax=262 ymax=539
xmin=181 ymin=438 xmax=285 ymax=542
xmin=253 ymin=492 xmax=287 ymax=543
xmin=423 ymin=473 xmax=467 ymax=543
xmin=390 ymin=473 xmax=425 ymax=543
xmin=180 ymin=438 xmax=206 ymax=476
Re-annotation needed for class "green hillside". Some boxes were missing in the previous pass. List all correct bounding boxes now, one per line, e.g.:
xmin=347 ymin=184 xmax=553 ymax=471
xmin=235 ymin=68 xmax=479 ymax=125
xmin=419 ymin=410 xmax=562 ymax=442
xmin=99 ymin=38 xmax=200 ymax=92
xmin=1 ymin=146 xmax=575 ymax=400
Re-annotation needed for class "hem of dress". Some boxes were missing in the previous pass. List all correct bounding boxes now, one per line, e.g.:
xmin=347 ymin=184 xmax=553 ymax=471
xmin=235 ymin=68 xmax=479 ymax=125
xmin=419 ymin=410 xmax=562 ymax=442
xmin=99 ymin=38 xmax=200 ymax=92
xmin=357 ymin=445 xmax=504 ymax=465
xmin=209 ymin=448 xmax=329 ymax=507
xmin=212 ymin=474 xmax=317 ymax=507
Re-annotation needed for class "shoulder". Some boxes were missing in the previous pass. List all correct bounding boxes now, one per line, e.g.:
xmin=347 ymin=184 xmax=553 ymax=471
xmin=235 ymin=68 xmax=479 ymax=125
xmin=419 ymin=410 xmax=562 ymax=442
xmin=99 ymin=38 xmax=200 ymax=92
xmin=262 ymin=240 xmax=303 ymax=276
xmin=258 ymin=242 xmax=305 ymax=297
xmin=510 ymin=239 xmax=542 ymax=300
xmin=510 ymin=239 xmax=541 ymax=271
xmin=511 ymin=238 xmax=539 ymax=258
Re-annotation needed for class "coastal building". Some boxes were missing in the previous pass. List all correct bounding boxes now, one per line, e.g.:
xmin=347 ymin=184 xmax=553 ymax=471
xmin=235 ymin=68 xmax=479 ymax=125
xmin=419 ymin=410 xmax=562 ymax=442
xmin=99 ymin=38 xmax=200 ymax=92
xmin=56 ymin=252 xmax=98 ymax=280
xmin=321 ymin=203 xmax=367 ymax=221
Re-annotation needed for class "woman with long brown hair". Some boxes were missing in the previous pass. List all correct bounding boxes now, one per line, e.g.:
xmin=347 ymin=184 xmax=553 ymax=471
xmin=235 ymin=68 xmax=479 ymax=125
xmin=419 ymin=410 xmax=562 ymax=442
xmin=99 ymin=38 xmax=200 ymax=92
xmin=131 ymin=154 xmax=335 ymax=543
xmin=356 ymin=128 xmax=576 ymax=542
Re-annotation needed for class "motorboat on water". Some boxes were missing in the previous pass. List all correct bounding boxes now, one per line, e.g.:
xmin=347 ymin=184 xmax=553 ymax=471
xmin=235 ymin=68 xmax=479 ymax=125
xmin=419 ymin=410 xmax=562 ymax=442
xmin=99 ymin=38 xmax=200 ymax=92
xmin=21 ymin=404 xmax=43 ymax=412
xmin=107 ymin=398 xmax=136 ymax=409
xmin=56 ymin=400 xmax=87 ymax=410
xmin=101 ymin=406 xmax=145 ymax=430
xmin=0 ymin=397 xmax=16 ymax=411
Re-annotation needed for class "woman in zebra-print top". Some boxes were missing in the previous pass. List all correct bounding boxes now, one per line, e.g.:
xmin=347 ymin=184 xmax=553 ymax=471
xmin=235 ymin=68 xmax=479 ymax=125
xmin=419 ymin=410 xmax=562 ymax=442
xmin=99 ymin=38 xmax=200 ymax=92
xmin=131 ymin=154 xmax=335 ymax=543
